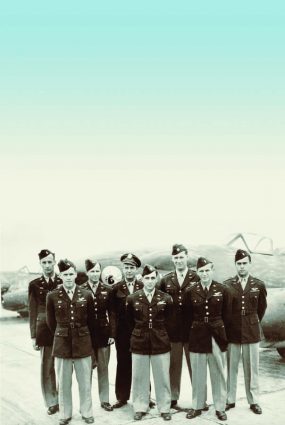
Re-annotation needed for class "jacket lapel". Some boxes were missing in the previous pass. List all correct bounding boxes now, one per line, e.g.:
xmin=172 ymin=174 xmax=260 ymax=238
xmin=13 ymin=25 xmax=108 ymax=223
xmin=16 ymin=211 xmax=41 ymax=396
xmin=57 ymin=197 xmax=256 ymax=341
xmin=193 ymin=282 xmax=206 ymax=299
xmin=171 ymin=272 xmax=180 ymax=289
xmin=231 ymin=275 xmax=243 ymax=294
xmin=58 ymin=284 xmax=72 ymax=303
xmin=118 ymin=280 xmax=131 ymax=296
xmin=181 ymin=270 xmax=190 ymax=290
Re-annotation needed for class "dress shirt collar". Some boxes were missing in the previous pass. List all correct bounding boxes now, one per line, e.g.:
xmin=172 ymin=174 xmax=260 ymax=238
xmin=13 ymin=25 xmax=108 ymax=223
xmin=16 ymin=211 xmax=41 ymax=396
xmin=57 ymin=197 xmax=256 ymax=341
xmin=143 ymin=288 xmax=155 ymax=301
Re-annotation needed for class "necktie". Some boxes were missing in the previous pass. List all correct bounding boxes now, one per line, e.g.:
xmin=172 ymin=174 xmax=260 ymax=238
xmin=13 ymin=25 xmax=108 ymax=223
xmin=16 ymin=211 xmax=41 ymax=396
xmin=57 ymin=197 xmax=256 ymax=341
xmin=92 ymin=284 xmax=97 ymax=294
xmin=241 ymin=279 xmax=246 ymax=291
xmin=67 ymin=290 xmax=73 ymax=300
xmin=147 ymin=293 xmax=152 ymax=303
xmin=204 ymin=287 xmax=208 ymax=296
xmin=128 ymin=283 xmax=133 ymax=294
xmin=47 ymin=278 xmax=53 ymax=290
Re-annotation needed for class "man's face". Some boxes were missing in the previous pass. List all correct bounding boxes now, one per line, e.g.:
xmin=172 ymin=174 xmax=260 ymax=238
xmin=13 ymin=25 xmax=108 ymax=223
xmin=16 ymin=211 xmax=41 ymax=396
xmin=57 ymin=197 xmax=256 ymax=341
xmin=87 ymin=263 xmax=101 ymax=284
xmin=123 ymin=264 xmax=137 ymax=281
xmin=235 ymin=257 xmax=251 ymax=278
xmin=172 ymin=251 xmax=188 ymax=271
xmin=40 ymin=254 xmax=55 ymax=276
xmin=60 ymin=267 xmax=77 ymax=289
xmin=143 ymin=271 xmax=158 ymax=292
xmin=197 ymin=263 xmax=214 ymax=286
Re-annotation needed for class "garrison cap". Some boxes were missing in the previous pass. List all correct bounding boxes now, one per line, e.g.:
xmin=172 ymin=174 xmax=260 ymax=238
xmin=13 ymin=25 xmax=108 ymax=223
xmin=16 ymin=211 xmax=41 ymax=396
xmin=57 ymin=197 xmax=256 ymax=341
xmin=197 ymin=257 xmax=212 ymax=270
xmin=142 ymin=264 xmax=157 ymax=277
xmin=172 ymin=244 xmax=188 ymax=255
xmin=58 ymin=259 xmax=76 ymax=273
xmin=235 ymin=249 xmax=251 ymax=263
xmin=120 ymin=253 xmax=141 ymax=268
xmin=38 ymin=249 xmax=54 ymax=260
xmin=85 ymin=259 xmax=101 ymax=272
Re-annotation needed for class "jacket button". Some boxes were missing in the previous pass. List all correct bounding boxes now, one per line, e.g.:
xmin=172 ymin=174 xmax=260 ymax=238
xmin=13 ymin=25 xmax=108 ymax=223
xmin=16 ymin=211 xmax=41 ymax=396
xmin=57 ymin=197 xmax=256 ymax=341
xmin=206 ymin=312 xmax=209 ymax=315
xmin=205 ymin=306 xmax=208 ymax=309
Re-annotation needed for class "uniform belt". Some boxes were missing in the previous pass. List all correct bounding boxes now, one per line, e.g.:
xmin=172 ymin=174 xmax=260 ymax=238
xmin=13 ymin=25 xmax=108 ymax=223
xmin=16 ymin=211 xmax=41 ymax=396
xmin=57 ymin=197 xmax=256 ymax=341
xmin=240 ymin=310 xmax=255 ymax=316
xmin=135 ymin=325 xmax=165 ymax=331
xmin=58 ymin=322 xmax=82 ymax=329
xmin=193 ymin=316 xmax=222 ymax=323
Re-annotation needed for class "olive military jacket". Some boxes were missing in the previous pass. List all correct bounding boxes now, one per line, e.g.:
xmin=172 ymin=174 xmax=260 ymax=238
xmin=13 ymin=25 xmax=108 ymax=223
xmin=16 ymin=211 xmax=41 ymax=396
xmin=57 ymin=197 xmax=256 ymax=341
xmin=126 ymin=289 xmax=173 ymax=355
xmin=81 ymin=281 xmax=116 ymax=347
xmin=224 ymin=274 xmax=267 ymax=344
xmin=183 ymin=280 xmax=230 ymax=353
xmin=46 ymin=284 xmax=96 ymax=358
xmin=112 ymin=279 xmax=143 ymax=340
xmin=159 ymin=269 xmax=199 ymax=342
xmin=28 ymin=275 xmax=62 ymax=346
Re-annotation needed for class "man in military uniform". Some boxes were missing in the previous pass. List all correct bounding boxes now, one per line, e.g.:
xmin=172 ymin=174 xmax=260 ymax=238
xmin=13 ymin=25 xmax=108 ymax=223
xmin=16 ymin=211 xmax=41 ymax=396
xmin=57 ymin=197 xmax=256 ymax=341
xmin=112 ymin=253 xmax=143 ymax=408
xmin=224 ymin=249 xmax=267 ymax=415
xmin=183 ymin=257 xmax=230 ymax=421
xmin=126 ymin=265 xmax=173 ymax=421
xmin=28 ymin=249 xmax=61 ymax=415
xmin=46 ymin=259 xmax=96 ymax=425
xmin=159 ymin=244 xmax=199 ymax=409
xmin=81 ymin=259 xmax=115 ymax=412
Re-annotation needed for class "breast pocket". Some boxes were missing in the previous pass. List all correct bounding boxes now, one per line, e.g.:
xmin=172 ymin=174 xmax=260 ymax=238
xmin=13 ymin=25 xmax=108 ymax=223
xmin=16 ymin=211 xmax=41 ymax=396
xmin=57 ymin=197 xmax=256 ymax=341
xmin=249 ymin=291 xmax=259 ymax=307
xmin=75 ymin=300 xmax=88 ymax=319
xmin=55 ymin=301 xmax=69 ymax=321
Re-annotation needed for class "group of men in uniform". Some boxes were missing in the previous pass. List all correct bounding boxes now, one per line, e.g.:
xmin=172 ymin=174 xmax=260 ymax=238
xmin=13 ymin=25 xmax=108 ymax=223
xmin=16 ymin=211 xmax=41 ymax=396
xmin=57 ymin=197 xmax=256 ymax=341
xmin=28 ymin=243 xmax=267 ymax=424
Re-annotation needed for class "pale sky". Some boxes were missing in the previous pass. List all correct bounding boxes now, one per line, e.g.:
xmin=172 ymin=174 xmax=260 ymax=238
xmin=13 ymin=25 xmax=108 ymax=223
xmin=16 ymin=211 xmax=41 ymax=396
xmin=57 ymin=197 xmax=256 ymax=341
xmin=1 ymin=153 xmax=284 ymax=271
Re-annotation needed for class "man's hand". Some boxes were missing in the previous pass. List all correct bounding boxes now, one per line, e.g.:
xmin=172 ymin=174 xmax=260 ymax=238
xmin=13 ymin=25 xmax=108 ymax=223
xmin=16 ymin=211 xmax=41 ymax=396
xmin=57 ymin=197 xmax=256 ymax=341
xmin=108 ymin=337 xmax=115 ymax=345
xmin=32 ymin=338 xmax=40 ymax=351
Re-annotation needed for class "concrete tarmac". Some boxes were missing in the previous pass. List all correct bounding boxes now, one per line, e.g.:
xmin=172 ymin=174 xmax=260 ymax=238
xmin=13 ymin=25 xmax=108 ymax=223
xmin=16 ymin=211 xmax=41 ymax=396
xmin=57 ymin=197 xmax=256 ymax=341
xmin=0 ymin=309 xmax=284 ymax=425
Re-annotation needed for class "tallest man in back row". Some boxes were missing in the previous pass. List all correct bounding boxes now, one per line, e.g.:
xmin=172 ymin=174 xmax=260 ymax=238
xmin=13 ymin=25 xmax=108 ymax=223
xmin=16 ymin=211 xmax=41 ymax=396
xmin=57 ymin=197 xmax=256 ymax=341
xmin=159 ymin=244 xmax=199 ymax=409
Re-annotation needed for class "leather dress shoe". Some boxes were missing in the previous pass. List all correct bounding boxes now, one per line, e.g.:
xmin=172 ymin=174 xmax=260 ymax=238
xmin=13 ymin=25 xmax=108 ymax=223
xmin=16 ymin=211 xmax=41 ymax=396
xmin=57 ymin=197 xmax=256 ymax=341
xmin=47 ymin=404 xmax=59 ymax=415
xmin=59 ymin=419 xmax=71 ymax=425
xmin=202 ymin=403 xmax=209 ymax=411
xmin=82 ymin=417 xmax=94 ymax=424
xmin=250 ymin=404 xmax=262 ymax=414
xmin=149 ymin=400 xmax=156 ymax=408
xmin=186 ymin=409 xmax=201 ymax=419
xmin=134 ymin=412 xmax=146 ymax=420
xmin=113 ymin=400 xmax=127 ymax=408
xmin=161 ymin=413 xmax=172 ymax=421
xmin=225 ymin=403 xmax=235 ymax=411
xmin=101 ymin=402 xmax=113 ymax=411
xmin=216 ymin=411 xmax=227 ymax=421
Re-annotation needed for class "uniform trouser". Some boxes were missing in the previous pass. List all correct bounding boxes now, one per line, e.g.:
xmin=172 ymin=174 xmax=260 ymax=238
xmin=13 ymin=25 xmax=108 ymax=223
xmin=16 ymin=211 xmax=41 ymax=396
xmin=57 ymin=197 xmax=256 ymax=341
xmin=95 ymin=346 xmax=110 ymax=403
xmin=190 ymin=338 xmax=226 ymax=412
xmin=169 ymin=342 xmax=191 ymax=401
xmin=40 ymin=346 xmax=58 ymax=408
xmin=227 ymin=342 xmax=259 ymax=405
xmin=55 ymin=356 xmax=93 ymax=420
xmin=115 ymin=335 xmax=132 ymax=401
xmin=132 ymin=352 xmax=171 ymax=414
